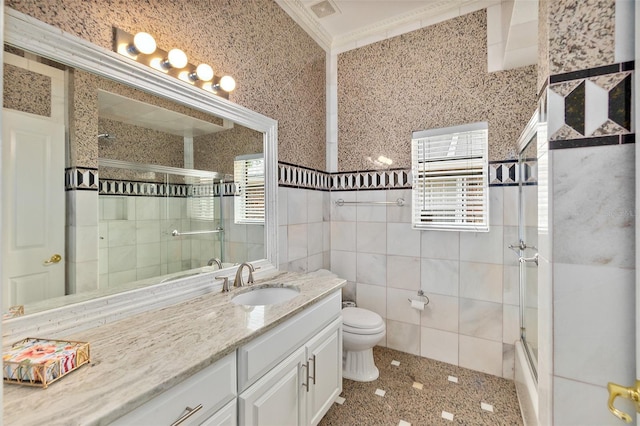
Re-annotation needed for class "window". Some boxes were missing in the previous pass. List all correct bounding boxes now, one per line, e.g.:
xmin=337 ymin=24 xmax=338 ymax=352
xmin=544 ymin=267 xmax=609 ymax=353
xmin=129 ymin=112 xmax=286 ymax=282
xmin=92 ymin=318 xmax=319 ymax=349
xmin=234 ymin=154 xmax=265 ymax=224
xmin=188 ymin=177 xmax=217 ymax=221
xmin=411 ymin=122 xmax=489 ymax=232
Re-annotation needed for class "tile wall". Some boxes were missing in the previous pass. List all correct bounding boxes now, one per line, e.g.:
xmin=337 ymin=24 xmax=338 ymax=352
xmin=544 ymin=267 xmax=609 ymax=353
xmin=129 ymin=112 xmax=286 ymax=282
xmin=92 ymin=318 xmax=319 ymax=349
xmin=278 ymin=162 xmax=537 ymax=380
xmin=98 ymin=184 xmax=263 ymax=289
xmin=98 ymin=195 xmax=222 ymax=288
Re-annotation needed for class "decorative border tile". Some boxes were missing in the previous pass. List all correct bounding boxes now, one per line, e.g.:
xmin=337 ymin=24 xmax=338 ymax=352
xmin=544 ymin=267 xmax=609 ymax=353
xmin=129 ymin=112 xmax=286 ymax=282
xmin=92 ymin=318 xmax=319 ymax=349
xmin=98 ymin=180 xmax=237 ymax=197
xmin=278 ymin=162 xmax=331 ymax=190
xmin=549 ymin=61 xmax=633 ymax=84
xmin=548 ymin=61 xmax=633 ymax=146
xmin=65 ymin=167 xmax=98 ymax=191
xmin=279 ymin=161 xmax=537 ymax=190
xmin=489 ymin=160 xmax=537 ymax=186
xmin=330 ymin=169 xmax=411 ymax=191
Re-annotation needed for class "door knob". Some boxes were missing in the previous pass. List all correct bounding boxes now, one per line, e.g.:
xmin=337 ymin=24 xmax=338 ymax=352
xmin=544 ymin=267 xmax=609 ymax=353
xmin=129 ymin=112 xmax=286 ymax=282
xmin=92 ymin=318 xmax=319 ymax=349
xmin=607 ymin=380 xmax=640 ymax=423
xmin=43 ymin=254 xmax=62 ymax=265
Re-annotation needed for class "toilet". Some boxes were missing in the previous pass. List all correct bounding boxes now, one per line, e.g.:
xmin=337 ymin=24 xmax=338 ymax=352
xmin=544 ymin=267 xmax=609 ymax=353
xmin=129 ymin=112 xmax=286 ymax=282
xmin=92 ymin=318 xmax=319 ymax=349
xmin=342 ymin=307 xmax=386 ymax=382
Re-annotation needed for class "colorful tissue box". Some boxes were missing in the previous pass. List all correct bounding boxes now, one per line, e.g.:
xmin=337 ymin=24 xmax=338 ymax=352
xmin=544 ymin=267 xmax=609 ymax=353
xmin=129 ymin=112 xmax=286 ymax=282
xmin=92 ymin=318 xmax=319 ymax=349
xmin=3 ymin=338 xmax=90 ymax=388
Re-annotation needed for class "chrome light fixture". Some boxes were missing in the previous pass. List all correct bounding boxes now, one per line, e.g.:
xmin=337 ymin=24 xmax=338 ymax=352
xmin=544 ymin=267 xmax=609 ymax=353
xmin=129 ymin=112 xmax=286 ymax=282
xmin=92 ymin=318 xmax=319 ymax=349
xmin=161 ymin=48 xmax=188 ymax=69
xmin=189 ymin=63 xmax=214 ymax=82
xmin=128 ymin=32 xmax=156 ymax=55
xmin=114 ymin=28 xmax=236 ymax=99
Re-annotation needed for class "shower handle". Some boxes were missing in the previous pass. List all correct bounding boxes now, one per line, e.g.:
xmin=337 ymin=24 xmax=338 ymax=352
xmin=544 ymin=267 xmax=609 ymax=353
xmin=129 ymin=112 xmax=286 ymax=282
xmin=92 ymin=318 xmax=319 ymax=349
xmin=518 ymin=253 xmax=539 ymax=266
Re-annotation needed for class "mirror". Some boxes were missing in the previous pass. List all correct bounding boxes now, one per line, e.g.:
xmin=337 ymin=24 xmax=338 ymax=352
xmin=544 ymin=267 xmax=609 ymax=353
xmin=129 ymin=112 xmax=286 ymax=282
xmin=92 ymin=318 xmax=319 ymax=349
xmin=2 ymin=10 xmax=278 ymax=318
xmin=97 ymin=87 xmax=264 ymax=289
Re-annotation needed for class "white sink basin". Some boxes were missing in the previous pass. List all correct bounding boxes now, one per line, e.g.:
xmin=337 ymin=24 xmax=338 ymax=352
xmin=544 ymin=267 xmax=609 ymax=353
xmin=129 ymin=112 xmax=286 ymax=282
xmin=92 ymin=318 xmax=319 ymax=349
xmin=232 ymin=285 xmax=300 ymax=306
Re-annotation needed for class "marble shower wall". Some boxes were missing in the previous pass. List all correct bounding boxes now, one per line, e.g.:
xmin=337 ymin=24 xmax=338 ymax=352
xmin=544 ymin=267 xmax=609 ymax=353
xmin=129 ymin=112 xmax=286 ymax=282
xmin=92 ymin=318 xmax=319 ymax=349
xmin=7 ymin=0 xmax=326 ymax=170
xmin=337 ymin=10 xmax=537 ymax=171
xmin=537 ymin=0 xmax=636 ymax=424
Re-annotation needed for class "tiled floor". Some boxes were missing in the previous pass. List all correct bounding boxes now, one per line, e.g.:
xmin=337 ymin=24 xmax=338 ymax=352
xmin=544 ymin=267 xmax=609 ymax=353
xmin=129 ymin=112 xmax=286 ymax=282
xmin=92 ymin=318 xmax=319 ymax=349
xmin=320 ymin=347 xmax=523 ymax=425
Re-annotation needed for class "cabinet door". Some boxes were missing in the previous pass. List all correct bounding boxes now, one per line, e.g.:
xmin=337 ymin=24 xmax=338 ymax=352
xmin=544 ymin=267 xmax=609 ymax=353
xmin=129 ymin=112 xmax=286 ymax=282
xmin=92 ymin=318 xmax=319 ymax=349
xmin=306 ymin=318 xmax=342 ymax=426
xmin=239 ymin=346 xmax=307 ymax=426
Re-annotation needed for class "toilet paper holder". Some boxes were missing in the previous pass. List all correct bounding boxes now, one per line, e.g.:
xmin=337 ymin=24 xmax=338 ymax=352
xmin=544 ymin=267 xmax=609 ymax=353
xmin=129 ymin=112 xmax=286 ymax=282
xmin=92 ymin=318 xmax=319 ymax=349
xmin=408 ymin=290 xmax=430 ymax=306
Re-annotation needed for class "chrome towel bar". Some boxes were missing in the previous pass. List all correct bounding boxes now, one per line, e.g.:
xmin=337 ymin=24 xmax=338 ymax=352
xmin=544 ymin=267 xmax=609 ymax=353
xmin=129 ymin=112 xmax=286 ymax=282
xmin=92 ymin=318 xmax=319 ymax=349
xmin=335 ymin=198 xmax=405 ymax=207
xmin=171 ymin=228 xmax=224 ymax=237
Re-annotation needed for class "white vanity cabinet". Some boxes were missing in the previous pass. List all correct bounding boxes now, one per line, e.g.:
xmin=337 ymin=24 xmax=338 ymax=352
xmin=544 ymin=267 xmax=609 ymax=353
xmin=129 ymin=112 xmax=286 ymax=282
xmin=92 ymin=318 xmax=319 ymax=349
xmin=112 ymin=290 xmax=342 ymax=426
xmin=111 ymin=352 xmax=237 ymax=426
xmin=238 ymin=291 xmax=342 ymax=426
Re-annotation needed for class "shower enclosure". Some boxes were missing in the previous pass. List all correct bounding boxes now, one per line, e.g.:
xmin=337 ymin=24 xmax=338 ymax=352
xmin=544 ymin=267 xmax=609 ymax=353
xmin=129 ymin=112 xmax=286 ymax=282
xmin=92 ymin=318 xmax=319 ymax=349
xmin=98 ymin=159 xmax=228 ymax=288
xmin=513 ymin=112 xmax=540 ymax=425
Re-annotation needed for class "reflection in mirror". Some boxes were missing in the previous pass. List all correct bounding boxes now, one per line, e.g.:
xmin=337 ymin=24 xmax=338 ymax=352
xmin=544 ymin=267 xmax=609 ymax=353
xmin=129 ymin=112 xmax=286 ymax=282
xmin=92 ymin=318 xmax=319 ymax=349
xmin=516 ymin=112 xmax=539 ymax=379
xmin=2 ymin=45 xmax=266 ymax=316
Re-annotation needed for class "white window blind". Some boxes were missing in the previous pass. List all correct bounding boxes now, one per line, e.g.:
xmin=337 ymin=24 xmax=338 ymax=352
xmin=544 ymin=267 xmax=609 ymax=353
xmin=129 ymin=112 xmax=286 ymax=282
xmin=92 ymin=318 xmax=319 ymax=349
xmin=188 ymin=177 xmax=216 ymax=221
xmin=411 ymin=122 xmax=489 ymax=232
xmin=234 ymin=154 xmax=265 ymax=224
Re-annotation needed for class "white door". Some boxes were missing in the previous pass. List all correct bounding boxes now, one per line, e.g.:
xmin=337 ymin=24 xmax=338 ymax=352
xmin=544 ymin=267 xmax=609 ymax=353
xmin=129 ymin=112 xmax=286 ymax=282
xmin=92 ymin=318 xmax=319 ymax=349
xmin=2 ymin=109 xmax=65 ymax=309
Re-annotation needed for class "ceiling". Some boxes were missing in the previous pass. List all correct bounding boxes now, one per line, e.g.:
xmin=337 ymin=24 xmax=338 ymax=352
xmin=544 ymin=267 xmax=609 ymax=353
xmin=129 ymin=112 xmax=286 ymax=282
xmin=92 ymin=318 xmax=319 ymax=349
xmin=275 ymin=0 xmax=538 ymax=69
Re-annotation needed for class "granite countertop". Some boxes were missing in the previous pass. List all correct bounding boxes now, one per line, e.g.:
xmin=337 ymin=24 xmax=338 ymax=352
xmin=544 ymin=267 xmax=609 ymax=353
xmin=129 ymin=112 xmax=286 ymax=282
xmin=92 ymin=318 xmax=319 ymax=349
xmin=3 ymin=271 xmax=345 ymax=426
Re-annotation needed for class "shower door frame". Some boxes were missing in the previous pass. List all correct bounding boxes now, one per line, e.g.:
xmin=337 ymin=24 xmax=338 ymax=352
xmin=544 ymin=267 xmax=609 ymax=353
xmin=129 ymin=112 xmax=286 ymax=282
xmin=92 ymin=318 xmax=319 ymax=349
xmin=515 ymin=111 xmax=539 ymax=382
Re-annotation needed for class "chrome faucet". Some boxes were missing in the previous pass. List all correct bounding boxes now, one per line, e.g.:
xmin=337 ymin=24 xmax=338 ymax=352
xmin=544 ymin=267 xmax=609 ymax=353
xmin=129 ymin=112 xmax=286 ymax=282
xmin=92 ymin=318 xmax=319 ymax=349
xmin=207 ymin=257 xmax=223 ymax=269
xmin=234 ymin=262 xmax=255 ymax=287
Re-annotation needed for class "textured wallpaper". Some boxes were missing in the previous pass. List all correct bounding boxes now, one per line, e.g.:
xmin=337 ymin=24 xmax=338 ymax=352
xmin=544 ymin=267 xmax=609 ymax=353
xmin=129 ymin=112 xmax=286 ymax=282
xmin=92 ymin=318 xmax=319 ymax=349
xmin=337 ymin=10 xmax=537 ymax=171
xmin=548 ymin=0 xmax=615 ymax=75
xmin=3 ymin=64 xmax=51 ymax=116
xmin=7 ymin=0 xmax=326 ymax=170
xmin=194 ymin=125 xmax=263 ymax=176
xmin=98 ymin=118 xmax=184 ymax=168
xmin=538 ymin=0 xmax=550 ymax=92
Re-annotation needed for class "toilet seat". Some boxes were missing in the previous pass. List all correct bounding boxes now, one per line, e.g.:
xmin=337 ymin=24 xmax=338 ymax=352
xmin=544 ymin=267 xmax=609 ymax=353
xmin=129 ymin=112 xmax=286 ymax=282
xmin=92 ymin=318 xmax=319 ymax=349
xmin=342 ymin=307 xmax=385 ymax=335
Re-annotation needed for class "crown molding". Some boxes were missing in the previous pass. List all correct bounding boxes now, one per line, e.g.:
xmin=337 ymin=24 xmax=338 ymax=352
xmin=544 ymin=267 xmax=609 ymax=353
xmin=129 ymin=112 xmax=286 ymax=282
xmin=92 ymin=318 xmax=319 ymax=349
xmin=275 ymin=0 xmax=333 ymax=51
xmin=277 ymin=0 xmax=501 ymax=54
xmin=331 ymin=0 xmax=500 ymax=52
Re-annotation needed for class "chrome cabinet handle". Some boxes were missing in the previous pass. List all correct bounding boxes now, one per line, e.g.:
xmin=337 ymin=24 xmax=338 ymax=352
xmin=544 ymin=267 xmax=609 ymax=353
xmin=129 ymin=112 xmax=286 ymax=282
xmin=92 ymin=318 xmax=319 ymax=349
xmin=170 ymin=404 xmax=203 ymax=426
xmin=309 ymin=355 xmax=316 ymax=385
xmin=302 ymin=361 xmax=310 ymax=392
xmin=43 ymin=254 xmax=62 ymax=265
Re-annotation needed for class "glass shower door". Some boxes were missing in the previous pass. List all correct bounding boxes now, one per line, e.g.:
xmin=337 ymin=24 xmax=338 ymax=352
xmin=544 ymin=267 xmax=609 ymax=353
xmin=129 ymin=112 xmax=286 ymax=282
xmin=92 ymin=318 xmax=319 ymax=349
xmin=518 ymin=134 xmax=539 ymax=380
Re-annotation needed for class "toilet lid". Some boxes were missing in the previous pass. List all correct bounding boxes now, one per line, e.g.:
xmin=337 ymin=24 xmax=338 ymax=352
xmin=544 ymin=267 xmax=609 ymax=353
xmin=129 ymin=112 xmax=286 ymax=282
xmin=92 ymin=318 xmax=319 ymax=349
xmin=343 ymin=322 xmax=386 ymax=335
xmin=342 ymin=307 xmax=384 ymax=329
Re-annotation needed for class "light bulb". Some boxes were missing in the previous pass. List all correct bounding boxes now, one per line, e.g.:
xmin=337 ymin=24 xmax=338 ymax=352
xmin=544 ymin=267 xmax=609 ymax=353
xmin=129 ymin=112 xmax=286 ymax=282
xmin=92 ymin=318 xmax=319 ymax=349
xmin=166 ymin=48 xmax=188 ymax=69
xmin=377 ymin=155 xmax=393 ymax=165
xmin=193 ymin=63 xmax=214 ymax=82
xmin=130 ymin=32 xmax=156 ymax=55
xmin=219 ymin=75 xmax=236 ymax=92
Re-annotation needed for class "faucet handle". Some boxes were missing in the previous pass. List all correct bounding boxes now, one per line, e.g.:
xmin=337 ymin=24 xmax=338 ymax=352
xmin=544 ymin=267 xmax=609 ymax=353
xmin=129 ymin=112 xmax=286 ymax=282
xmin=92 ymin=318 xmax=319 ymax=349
xmin=215 ymin=276 xmax=230 ymax=293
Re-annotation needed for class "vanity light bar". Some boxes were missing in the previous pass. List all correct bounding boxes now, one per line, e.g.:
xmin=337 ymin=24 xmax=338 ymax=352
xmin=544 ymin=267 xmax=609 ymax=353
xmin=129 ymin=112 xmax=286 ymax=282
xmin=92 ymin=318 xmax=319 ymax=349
xmin=113 ymin=28 xmax=236 ymax=99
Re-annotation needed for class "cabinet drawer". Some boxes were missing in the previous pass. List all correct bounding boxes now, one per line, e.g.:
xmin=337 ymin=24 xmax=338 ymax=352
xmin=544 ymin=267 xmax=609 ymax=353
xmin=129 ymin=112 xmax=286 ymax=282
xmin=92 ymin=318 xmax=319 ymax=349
xmin=199 ymin=399 xmax=237 ymax=426
xmin=112 ymin=351 xmax=236 ymax=426
xmin=238 ymin=291 xmax=341 ymax=392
